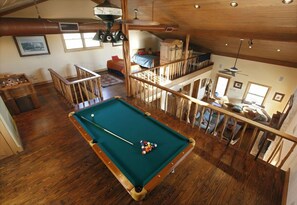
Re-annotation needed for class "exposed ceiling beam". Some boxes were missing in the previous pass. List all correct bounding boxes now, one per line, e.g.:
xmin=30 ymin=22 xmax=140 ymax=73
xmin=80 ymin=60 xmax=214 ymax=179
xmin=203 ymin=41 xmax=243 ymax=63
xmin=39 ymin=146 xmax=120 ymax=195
xmin=214 ymin=51 xmax=297 ymax=69
xmin=0 ymin=0 xmax=48 ymax=16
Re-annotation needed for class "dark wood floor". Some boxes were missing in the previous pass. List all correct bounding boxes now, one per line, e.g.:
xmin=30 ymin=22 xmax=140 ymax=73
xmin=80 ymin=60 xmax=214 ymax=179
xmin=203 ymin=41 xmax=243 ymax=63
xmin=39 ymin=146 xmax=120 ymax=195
xmin=0 ymin=80 xmax=285 ymax=205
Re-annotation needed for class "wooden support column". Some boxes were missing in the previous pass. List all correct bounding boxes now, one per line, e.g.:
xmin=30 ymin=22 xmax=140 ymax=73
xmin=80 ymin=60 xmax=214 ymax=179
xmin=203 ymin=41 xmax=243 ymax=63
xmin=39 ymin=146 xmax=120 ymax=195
xmin=121 ymin=0 xmax=132 ymax=96
xmin=183 ymin=34 xmax=190 ymax=74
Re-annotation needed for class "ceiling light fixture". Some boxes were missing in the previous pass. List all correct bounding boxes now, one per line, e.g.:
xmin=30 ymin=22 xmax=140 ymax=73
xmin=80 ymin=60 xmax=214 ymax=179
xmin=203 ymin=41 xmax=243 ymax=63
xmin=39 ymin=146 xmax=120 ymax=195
xmin=282 ymin=0 xmax=293 ymax=4
xmin=225 ymin=43 xmax=228 ymax=46
xmin=248 ymin=39 xmax=253 ymax=48
xmin=230 ymin=1 xmax=238 ymax=7
xmin=277 ymin=49 xmax=281 ymax=52
xmin=194 ymin=4 xmax=200 ymax=9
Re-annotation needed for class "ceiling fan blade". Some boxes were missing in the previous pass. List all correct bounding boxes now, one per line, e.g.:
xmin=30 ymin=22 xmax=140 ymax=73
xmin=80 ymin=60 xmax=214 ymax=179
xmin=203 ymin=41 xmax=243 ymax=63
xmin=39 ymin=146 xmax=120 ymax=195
xmin=237 ymin=72 xmax=249 ymax=76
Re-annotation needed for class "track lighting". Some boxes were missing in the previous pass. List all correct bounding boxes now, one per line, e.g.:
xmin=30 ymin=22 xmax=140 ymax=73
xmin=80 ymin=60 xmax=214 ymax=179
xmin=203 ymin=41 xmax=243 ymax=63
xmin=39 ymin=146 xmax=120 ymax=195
xmin=230 ymin=1 xmax=238 ymax=7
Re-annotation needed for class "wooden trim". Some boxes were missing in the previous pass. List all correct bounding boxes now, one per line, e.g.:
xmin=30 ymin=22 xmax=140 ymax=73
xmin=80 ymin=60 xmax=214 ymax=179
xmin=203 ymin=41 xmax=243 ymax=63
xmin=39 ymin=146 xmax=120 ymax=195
xmin=282 ymin=168 xmax=290 ymax=205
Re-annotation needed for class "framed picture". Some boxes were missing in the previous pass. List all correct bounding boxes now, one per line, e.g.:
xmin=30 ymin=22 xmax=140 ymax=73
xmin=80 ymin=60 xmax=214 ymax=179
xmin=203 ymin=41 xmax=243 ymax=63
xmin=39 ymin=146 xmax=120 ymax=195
xmin=14 ymin=36 xmax=50 ymax=57
xmin=233 ymin=81 xmax=243 ymax=89
xmin=112 ymin=41 xmax=123 ymax=47
xmin=273 ymin=92 xmax=285 ymax=102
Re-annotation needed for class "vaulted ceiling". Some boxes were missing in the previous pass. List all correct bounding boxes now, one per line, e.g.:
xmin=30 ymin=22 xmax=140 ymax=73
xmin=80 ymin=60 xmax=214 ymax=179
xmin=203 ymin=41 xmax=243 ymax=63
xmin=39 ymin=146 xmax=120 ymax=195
xmin=1 ymin=0 xmax=297 ymax=68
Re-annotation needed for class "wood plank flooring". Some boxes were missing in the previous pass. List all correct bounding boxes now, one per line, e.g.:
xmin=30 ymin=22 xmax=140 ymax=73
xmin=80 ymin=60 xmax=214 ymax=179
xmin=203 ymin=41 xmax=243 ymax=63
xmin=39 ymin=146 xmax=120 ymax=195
xmin=0 ymin=81 xmax=284 ymax=205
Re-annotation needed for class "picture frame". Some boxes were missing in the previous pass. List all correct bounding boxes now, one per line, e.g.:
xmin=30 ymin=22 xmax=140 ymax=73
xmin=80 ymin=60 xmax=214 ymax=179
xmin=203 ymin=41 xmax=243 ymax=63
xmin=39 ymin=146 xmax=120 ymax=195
xmin=112 ymin=41 xmax=123 ymax=47
xmin=233 ymin=81 xmax=243 ymax=89
xmin=273 ymin=92 xmax=285 ymax=102
xmin=14 ymin=36 xmax=50 ymax=57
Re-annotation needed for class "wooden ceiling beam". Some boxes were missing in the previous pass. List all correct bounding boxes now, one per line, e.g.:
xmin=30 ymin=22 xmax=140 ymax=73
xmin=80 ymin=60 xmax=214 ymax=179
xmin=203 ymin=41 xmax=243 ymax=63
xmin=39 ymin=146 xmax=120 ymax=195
xmin=0 ymin=0 xmax=48 ymax=16
xmin=188 ymin=29 xmax=297 ymax=42
xmin=213 ymin=51 xmax=297 ymax=69
xmin=128 ymin=24 xmax=179 ymax=32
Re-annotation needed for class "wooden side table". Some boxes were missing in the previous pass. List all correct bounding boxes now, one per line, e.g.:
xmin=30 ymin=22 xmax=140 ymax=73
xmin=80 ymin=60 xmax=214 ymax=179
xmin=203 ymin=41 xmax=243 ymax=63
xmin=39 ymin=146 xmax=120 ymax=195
xmin=0 ymin=74 xmax=40 ymax=115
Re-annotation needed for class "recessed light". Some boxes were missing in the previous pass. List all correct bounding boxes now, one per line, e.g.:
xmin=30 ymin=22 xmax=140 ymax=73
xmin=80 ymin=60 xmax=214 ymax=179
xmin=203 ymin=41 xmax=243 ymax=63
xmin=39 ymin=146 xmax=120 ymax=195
xmin=230 ymin=1 xmax=238 ymax=7
xmin=194 ymin=4 xmax=200 ymax=9
xmin=282 ymin=0 xmax=293 ymax=4
xmin=277 ymin=49 xmax=281 ymax=52
xmin=225 ymin=43 xmax=228 ymax=46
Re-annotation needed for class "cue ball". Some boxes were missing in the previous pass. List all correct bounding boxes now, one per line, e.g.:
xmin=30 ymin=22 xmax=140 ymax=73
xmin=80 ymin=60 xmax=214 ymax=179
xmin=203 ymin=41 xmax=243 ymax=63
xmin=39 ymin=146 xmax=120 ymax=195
xmin=91 ymin=114 xmax=94 ymax=117
xmin=142 ymin=150 xmax=146 ymax=155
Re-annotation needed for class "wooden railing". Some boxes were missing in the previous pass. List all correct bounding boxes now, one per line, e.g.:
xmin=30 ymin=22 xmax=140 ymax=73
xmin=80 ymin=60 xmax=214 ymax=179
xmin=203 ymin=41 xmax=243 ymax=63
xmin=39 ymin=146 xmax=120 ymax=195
xmin=48 ymin=65 xmax=103 ymax=109
xmin=132 ymin=56 xmax=213 ymax=85
xmin=129 ymin=75 xmax=297 ymax=170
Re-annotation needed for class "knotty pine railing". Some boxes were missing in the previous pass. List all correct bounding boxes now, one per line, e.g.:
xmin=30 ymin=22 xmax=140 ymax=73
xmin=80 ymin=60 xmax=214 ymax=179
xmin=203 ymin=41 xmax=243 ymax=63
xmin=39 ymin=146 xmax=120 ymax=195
xmin=129 ymin=69 xmax=297 ymax=170
xmin=132 ymin=56 xmax=213 ymax=84
xmin=48 ymin=65 xmax=103 ymax=109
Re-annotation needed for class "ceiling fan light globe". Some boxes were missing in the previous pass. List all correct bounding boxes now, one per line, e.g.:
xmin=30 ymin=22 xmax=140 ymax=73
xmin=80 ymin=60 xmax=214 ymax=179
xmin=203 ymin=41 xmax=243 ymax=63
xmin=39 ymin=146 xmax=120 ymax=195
xmin=229 ymin=67 xmax=238 ymax=72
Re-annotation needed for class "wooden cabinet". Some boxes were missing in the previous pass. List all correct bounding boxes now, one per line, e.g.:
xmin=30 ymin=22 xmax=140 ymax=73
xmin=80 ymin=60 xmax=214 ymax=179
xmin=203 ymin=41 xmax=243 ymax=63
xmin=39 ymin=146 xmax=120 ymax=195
xmin=160 ymin=39 xmax=183 ymax=65
xmin=0 ymin=96 xmax=23 ymax=160
xmin=0 ymin=74 xmax=40 ymax=115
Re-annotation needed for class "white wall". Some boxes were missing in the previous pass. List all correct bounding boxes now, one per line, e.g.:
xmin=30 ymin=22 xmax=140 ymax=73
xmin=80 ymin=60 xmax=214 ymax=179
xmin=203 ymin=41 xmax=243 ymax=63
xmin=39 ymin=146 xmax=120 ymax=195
xmin=128 ymin=30 xmax=161 ymax=57
xmin=0 ymin=35 xmax=123 ymax=83
xmin=210 ymin=54 xmax=297 ymax=115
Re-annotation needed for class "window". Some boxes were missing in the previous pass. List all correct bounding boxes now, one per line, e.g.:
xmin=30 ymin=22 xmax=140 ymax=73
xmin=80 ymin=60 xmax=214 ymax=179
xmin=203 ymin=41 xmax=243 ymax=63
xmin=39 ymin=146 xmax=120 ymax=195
xmin=62 ymin=32 xmax=102 ymax=51
xmin=214 ymin=75 xmax=230 ymax=98
xmin=244 ymin=82 xmax=269 ymax=106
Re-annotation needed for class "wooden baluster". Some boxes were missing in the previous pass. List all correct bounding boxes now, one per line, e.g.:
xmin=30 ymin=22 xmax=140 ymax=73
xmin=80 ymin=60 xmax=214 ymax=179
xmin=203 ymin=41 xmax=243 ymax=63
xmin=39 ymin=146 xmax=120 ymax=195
xmin=198 ymin=107 xmax=206 ymax=131
xmin=164 ymin=91 xmax=168 ymax=114
xmin=267 ymin=137 xmax=282 ymax=163
xmin=227 ymin=118 xmax=238 ymax=145
xmin=278 ymin=142 xmax=296 ymax=169
xmin=220 ymin=116 xmax=229 ymax=141
xmin=83 ymin=81 xmax=90 ymax=101
xmin=72 ymin=84 xmax=79 ymax=105
xmin=238 ymin=123 xmax=248 ymax=149
xmin=179 ymin=98 xmax=185 ymax=121
xmin=205 ymin=109 xmax=213 ymax=134
xmin=78 ymin=82 xmax=84 ymax=103
xmin=192 ymin=103 xmax=199 ymax=128
xmin=186 ymin=100 xmax=191 ymax=124
xmin=246 ymin=127 xmax=259 ymax=155
xmin=213 ymin=112 xmax=221 ymax=137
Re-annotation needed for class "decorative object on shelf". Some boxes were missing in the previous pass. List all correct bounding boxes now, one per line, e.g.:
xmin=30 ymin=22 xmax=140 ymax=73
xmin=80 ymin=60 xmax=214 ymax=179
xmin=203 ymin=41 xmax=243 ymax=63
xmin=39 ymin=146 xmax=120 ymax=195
xmin=233 ymin=81 xmax=243 ymax=89
xmin=14 ymin=36 xmax=50 ymax=57
xmin=273 ymin=92 xmax=285 ymax=102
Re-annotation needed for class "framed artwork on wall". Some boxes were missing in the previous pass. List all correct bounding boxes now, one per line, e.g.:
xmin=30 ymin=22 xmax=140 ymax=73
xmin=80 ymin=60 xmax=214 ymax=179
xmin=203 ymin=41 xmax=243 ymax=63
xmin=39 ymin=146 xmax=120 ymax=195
xmin=273 ymin=92 xmax=285 ymax=102
xmin=14 ymin=36 xmax=50 ymax=57
xmin=233 ymin=81 xmax=243 ymax=89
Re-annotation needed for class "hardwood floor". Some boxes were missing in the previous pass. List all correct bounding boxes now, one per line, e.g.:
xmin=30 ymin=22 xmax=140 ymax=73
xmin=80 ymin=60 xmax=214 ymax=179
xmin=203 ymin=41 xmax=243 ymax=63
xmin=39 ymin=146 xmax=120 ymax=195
xmin=0 ymin=82 xmax=284 ymax=205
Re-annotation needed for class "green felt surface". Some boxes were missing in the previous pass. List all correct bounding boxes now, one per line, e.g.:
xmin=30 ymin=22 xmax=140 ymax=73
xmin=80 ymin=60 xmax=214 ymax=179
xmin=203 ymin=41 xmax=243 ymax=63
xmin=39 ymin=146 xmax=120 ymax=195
xmin=74 ymin=98 xmax=189 ymax=188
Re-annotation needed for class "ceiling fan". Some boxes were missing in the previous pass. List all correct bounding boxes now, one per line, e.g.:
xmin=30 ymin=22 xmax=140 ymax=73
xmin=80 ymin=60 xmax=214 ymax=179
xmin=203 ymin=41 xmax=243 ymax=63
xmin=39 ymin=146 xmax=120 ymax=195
xmin=219 ymin=39 xmax=248 ymax=77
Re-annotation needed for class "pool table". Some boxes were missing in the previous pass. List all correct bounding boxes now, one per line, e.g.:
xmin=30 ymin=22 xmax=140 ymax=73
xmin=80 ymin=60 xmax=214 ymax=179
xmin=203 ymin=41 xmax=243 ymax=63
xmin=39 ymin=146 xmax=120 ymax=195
xmin=69 ymin=97 xmax=195 ymax=201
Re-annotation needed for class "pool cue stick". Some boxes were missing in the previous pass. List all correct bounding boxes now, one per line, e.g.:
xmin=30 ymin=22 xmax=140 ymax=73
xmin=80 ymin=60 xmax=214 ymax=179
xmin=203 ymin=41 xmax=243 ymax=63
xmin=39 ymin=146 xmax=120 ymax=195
xmin=79 ymin=116 xmax=134 ymax=146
